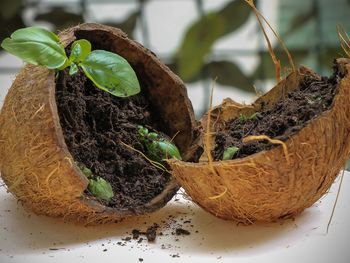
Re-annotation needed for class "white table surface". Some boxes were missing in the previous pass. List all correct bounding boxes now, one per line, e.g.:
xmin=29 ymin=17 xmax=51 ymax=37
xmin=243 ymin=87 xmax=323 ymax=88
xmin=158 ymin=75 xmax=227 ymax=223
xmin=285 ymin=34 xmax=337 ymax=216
xmin=0 ymin=171 xmax=349 ymax=263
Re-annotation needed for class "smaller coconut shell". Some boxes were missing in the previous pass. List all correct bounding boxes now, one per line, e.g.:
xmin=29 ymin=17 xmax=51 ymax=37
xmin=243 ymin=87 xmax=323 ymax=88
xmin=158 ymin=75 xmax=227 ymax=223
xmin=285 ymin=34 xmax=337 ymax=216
xmin=0 ymin=23 xmax=197 ymax=225
xmin=170 ymin=59 xmax=350 ymax=224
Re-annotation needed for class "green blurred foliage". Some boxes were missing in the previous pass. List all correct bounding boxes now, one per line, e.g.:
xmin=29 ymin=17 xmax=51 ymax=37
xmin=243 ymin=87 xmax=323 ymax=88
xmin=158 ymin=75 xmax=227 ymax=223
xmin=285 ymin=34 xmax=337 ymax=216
xmin=1 ymin=0 xmax=350 ymax=93
xmin=175 ymin=0 xmax=254 ymax=82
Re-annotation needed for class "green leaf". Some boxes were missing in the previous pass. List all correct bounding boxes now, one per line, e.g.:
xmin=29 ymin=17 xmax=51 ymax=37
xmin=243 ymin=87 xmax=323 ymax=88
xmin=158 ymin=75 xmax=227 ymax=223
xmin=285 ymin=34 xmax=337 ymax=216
xmin=175 ymin=0 xmax=254 ymax=81
xmin=158 ymin=141 xmax=182 ymax=161
xmin=223 ymin=146 xmax=239 ymax=160
xmin=80 ymin=50 xmax=140 ymax=97
xmin=218 ymin=0 xmax=255 ymax=35
xmin=88 ymin=177 xmax=114 ymax=202
xmin=1 ymin=27 xmax=68 ymax=69
xmin=69 ymin=63 xmax=78 ymax=75
xmin=176 ymin=12 xmax=226 ymax=81
xmin=81 ymin=167 xmax=93 ymax=178
xmin=138 ymin=126 xmax=182 ymax=162
xmin=69 ymin=39 xmax=91 ymax=63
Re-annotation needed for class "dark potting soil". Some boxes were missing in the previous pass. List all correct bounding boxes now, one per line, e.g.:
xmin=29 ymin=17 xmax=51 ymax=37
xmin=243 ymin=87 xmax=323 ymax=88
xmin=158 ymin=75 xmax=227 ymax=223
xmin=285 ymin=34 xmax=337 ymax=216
xmin=55 ymin=68 xmax=171 ymax=209
xmin=213 ymin=63 xmax=344 ymax=161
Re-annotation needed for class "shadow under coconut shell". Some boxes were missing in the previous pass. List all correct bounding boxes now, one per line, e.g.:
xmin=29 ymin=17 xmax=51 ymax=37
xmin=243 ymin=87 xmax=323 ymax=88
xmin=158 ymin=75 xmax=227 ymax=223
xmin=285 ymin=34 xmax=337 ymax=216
xmin=181 ymin=205 xmax=322 ymax=255
xmin=0 ymin=191 xmax=189 ymax=254
xmin=0 ymin=183 xmax=324 ymax=257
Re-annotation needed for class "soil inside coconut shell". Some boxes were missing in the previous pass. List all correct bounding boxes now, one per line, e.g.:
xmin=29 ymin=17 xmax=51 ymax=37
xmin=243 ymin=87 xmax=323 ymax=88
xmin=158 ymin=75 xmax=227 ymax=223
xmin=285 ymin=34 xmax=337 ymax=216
xmin=213 ymin=61 xmax=345 ymax=161
xmin=56 ymin=65 xmax=171 ymax=209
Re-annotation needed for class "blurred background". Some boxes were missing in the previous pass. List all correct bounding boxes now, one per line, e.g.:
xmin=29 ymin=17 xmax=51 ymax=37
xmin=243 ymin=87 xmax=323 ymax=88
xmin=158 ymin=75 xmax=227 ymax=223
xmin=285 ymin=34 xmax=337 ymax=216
xmin=1 ymin=0 xmax=350 ymax=117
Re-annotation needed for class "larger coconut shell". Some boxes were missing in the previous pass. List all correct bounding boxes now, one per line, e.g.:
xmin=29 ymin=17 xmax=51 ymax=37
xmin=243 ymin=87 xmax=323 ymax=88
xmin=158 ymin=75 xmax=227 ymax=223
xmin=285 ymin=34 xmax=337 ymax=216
xmin=0 ymin=23 xmax=197 ymax=225
xmin=170 ymin=59 xmax=350 ymax=224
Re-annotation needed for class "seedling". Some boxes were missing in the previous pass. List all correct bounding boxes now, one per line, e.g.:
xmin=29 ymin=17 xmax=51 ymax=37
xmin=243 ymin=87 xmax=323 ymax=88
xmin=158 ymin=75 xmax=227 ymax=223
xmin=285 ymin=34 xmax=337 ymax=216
xmin=138 ymin=126 xmax=182 ymax=163
xmin=222 ymin=146 xmax=239 ymax=160
xmin=78 ymin=163 xmax=114 ymax=202
xmin=238 ymin=113 xmax=258 ymax=122
xmin=1 ymin=27 xmax=140 ymax=97
xmin=88 ymin=177 xmax=114 ymax=202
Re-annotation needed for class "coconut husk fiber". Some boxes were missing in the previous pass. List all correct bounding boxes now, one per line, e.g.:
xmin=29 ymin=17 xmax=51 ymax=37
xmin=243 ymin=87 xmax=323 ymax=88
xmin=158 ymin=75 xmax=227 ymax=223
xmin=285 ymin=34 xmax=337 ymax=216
xmin=0 ymin=23 xmax=197 ymax=225
xmin=169 ymin=59 xmax=350 ymax=224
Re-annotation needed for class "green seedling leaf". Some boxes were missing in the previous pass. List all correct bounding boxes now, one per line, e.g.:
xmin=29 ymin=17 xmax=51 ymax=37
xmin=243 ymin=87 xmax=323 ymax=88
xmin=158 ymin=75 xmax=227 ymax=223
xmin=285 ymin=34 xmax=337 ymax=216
xmin=69 ymin=62 xmax=78 ymax=75
xmin=77 ymin=162 xmax=93 ymax=178
xmin=238 ymin=113 xmax=248 ymax=122
xmin=80 ymin=50 xmax=140 ymax=97
xmin=223 ymin=146 xmax=239 ymax=161
xmin=138 ymin=126 xmax=182 ymax=163
xmin=249 ymin=113 xmax=257 ymax=120
xmin=157 ymin=141 xmax=182 ymax=161
xmin=69 ymin=39 xmax=91 ymax=63
xmin=0 ymin=27 xmax=68 ymax=69
xmin=88 ymin=177 xmax=114 ymax=202
xmin=81 ymin=166 xmax=93 ymax=178
xmin=238 ymin=113 xmax=257 ymax=122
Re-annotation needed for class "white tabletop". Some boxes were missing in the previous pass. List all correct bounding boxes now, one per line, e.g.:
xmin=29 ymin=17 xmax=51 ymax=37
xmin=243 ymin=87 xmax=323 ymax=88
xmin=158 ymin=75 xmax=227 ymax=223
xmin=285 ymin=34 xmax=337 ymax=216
xmin=0 ymin=171 xmax=349 ymax=263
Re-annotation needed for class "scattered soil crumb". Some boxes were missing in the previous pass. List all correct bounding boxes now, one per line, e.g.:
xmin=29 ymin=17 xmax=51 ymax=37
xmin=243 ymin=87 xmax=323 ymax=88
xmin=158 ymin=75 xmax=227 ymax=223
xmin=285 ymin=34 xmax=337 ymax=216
xmin=130 ymin=224 xmax=159 ymax=243
xmin=175 ymin=228 xmax=190 ymax=236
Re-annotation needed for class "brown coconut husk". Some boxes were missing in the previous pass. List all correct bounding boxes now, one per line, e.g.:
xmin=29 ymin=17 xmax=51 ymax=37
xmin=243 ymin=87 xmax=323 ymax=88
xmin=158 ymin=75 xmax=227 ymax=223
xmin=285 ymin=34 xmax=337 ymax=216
xmin=0 ymin=23 xmax=197 ymax=225
xmin=169 ymin=59 xmax=350 ymax=224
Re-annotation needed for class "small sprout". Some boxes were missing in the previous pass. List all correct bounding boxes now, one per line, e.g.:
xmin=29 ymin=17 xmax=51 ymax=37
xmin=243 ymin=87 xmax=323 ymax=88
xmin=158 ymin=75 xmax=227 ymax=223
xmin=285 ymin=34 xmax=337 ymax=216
xmin=88 ymin=177 xmax=114 ymax=202
xmin=77 ymin=162 xmax=93 ymax=178
xmin=238 ymin=113 xmax=258 ymax=122
xmin=81 ymin=167 xmax=93 ymax=178
xmin=138 ymin=125 xmax=182 ymax=163
xmin=238 ymin=113 xmax=248 ymax=122
xmin=222 ymin=146 xmax=239 ymax=160
xmin=249 ymin=112 xmax=258 ymax=120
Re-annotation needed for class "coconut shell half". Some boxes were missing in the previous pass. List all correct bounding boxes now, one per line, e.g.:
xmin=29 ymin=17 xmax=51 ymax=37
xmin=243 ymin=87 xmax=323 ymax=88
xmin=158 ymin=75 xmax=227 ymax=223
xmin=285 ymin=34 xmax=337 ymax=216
xmin=169 ymin=59 xmax=350 ymax=224
xmin=0 ymin=23 xmax=197 ymax=225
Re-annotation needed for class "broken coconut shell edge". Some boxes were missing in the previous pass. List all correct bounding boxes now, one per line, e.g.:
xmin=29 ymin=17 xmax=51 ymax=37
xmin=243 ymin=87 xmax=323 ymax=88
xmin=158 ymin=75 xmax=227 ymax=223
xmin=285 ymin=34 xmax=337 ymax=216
xmin=169 ymin=59 xmax=350 ymax=224
xmin=0 ymin=23 xmax=197 ymax=225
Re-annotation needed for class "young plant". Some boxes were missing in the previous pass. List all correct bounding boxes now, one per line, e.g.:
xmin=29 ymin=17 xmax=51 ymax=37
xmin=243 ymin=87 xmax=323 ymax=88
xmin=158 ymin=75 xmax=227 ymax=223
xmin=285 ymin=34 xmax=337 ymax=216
xmin=222 ymin=146 xmax=239 ymax=161
xmin=238 ymin=112 xmax=258 ymax=122
xmin=78 ymin=163 xmax=114 ymax=202
xmin=1 ymin=27 xmax=140 ymax=97
xmin=138 ymin=126 xmax=182 ymax=163
xmin=88 ymin=177 xmax=114 ymax=202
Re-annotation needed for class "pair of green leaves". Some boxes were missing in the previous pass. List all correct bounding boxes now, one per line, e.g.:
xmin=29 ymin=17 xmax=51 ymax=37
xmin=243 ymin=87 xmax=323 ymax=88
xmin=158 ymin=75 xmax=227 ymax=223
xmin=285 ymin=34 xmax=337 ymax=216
xmin=79 ymin=164 xmax=114 ymax=202
xmin=0 ymin=27 xmax=140 ymax=98
xmin=138 ymin=126 xmax=182 ymax=163
xmin=238 ymin=113 xmax=258 ymax=122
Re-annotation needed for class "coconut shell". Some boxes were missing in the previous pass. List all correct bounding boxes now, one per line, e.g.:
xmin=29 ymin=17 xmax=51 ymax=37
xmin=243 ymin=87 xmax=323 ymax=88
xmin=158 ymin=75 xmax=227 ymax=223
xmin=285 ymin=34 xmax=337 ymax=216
xmin=0 ymin=23 xmax=197 ymax=225
xmin=169 ymin=59 xmax=350 ymax=224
